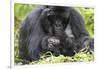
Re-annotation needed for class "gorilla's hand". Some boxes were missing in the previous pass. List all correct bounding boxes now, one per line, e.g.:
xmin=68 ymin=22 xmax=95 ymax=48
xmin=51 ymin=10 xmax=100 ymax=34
xmin=41 ymin=8 xmax=54 ymax=16
xmin=47 ymin=37 xmax=61 ymax=56
xmin=47 ymin=37 xmax=60 ymax=48
xmin=89 ymin=39 xmax=94 ymax=51
xmin=80 ymin=38 xmax=94 ymax=53
xmin=41 ymin=36 xmax=60 ymax=50
xmin=41 ymin=36 xmax=61 ymax=56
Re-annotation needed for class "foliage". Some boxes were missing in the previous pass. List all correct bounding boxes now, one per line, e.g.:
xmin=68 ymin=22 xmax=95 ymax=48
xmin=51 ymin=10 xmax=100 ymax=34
xmin=15 ymin=52 xmax=94 ymax=65
xmin=14 ymin=3 xmax=94 ymax=64
xmin=78 ymin=8 xmax=94 ymax=37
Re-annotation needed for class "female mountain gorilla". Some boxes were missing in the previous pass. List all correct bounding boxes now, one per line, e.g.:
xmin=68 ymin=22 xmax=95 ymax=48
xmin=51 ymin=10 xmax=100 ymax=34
xmin=19 ymin=5 xmax=93 ymax=62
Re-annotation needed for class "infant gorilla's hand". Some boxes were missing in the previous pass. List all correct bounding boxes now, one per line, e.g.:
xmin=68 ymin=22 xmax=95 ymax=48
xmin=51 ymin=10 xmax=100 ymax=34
xmin=47 ymin=37 xmax=60 ymax=48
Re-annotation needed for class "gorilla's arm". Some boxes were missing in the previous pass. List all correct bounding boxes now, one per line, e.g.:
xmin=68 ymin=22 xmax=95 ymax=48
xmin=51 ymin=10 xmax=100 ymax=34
xmin=19 ymin=6 xmax=46 ymax=60
xmin=68 ymin=8 xmax=90 ymax=49
xmin=40 ymin=8 xmax=54 ymax=35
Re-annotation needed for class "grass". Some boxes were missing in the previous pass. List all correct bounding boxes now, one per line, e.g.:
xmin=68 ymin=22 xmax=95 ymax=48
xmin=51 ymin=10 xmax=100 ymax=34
xmin=15 ymin=52 xmax=94 ymax=65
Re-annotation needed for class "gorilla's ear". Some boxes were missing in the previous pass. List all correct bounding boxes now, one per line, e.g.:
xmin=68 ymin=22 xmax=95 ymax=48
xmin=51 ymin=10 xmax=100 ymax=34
xmin=68 ymin=8 xmax=89 ymax=38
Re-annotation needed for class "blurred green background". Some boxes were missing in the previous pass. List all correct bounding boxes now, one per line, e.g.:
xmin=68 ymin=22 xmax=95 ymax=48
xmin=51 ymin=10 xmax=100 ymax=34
xmin=14 ymin=3 xmax=94 ymax=64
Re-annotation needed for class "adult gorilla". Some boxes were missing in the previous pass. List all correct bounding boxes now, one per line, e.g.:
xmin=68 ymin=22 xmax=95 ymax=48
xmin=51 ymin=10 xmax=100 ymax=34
xmin=19 ymin=5 xmax=93 ymax=62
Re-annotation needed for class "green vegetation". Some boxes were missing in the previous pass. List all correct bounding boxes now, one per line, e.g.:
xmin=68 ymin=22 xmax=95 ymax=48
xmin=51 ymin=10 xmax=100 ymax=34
xmin=14 ymin=3 xmax=94 ymax=64
xmin=30 ymin=52 xmax=94 ymax=64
